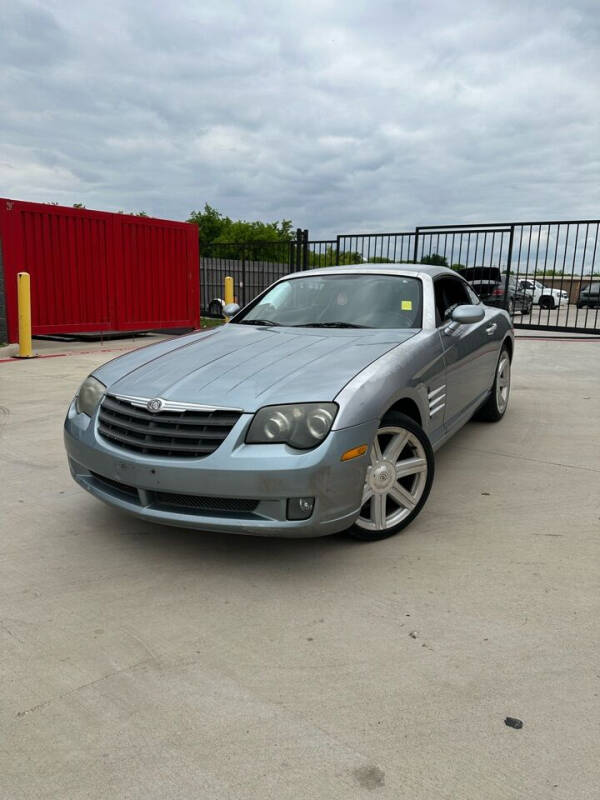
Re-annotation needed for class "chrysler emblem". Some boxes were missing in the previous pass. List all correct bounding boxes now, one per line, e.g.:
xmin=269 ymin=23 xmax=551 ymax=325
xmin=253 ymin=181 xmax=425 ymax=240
xmin=147 ymin=398 xmax=164 ymax=413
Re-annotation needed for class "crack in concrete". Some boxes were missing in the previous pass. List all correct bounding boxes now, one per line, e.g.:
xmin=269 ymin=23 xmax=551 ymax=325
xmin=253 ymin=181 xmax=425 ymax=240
xmin=15 ymin=659 xmax=150 ymax=718
xmin=455 ymin=445 xmax=600 ymax=474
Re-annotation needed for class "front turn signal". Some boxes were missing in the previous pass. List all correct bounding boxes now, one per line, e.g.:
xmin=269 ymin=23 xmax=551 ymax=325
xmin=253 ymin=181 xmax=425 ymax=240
xmin=341 ymin=444 xmax=368 ymax=462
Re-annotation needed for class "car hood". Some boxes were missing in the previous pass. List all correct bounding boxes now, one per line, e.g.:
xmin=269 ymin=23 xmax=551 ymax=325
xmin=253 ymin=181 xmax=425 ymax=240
xmin=94 ymin=324 xmax=418 ymax=412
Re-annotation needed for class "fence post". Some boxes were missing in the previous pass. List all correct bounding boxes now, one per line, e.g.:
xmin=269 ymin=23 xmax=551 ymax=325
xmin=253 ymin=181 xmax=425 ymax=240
xmin=413 ymin=227 xmax=420 ymax=263
xmin=503 ymin=225 xmax=515 ymax=312
xmin=302 ymin=229 xmax=309 ymax=270
xmin=335 ymin=235 xmax=340 ymax=266
xmin=241 ymin=246 xmax=247 ymax=307
xmin=294 ymin=228 xmax=303 ymax=272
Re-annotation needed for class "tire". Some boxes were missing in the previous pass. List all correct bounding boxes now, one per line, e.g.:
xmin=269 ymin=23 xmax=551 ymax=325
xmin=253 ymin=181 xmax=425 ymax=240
xmin=207 ymin=299 xmax=225 ymax=318
xmin=347 ymin=412 xmax=434 ymax=542
xmin=474 ymin=345 xmax=511 ymax=422
xmin=539 ymin=296 xmax=555 ymax=310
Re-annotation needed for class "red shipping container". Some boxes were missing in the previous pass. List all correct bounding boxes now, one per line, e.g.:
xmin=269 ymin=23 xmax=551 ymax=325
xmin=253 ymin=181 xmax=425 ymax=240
xmin=0 ymin=198 xmax=200 ymax=342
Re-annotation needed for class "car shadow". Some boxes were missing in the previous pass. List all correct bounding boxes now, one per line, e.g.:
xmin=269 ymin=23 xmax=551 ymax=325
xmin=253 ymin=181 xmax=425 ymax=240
xmin=92 ymin=502 xmax=358 ymax=577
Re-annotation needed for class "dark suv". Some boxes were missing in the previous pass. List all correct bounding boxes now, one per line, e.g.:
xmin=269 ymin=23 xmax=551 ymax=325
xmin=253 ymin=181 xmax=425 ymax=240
xmin=460 ymin=267 xmax=532 ymax=315
xmin=577 ymin=282 xmax=600 ymax=309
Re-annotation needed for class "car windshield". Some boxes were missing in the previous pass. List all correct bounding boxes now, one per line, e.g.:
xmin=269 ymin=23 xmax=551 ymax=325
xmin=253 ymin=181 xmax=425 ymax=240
xmin=235 ymin=274 xmax=423 ymax=329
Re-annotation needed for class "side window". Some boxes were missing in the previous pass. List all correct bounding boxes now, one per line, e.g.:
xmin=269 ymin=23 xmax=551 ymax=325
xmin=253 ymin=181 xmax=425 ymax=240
xmin=465 ymin=285 xmax=480 ymax=305
xmin=433 ymin=278 xmax=472 ymax=326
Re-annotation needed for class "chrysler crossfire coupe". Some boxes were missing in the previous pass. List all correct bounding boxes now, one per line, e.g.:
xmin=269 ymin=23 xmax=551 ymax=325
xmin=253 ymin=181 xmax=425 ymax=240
xmin=64 ymin=264 xmax=513 ymax=541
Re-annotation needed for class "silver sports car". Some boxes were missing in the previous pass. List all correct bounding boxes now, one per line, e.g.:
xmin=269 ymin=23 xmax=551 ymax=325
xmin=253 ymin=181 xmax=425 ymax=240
xmin=64 ymin=264 xmax=513 ymax=541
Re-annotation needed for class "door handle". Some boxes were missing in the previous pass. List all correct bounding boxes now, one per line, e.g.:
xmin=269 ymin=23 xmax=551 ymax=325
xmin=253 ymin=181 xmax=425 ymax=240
xmin=486 ymin=323 xmax=497 ymax=335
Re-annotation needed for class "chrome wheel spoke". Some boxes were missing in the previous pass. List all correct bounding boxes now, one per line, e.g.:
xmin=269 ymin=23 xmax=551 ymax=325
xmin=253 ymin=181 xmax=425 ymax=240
xmin=361 ymin=482 xmax=374 ymax=506
xmin=370 ymin=437 xmax=383 ymax=465
xmin=389 ymin=483 xmax=417 ymax=511
xmin=372 ymin=494 xmax=386 ymax=529
xmin=396 ymin=457 xmax=427 ymax=480
xmin=383 ymin=431 xmax=409 ymax=463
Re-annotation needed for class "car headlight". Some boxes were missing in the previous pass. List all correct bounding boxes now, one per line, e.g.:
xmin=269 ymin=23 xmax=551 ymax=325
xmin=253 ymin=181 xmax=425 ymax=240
xmin=246 ymin=403 xmax=338 ymax=449
xmin=75 ymin=375 xmax=106 ymax=417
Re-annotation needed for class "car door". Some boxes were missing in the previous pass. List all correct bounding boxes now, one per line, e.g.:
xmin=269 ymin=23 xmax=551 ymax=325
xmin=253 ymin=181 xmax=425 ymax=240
xmin=434 ymin=276 xmax=498 ymax=431
xmin=519 ymin=279 xmax=536 ymax=302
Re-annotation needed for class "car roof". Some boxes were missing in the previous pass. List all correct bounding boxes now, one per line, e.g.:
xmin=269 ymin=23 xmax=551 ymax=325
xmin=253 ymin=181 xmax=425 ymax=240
xmin=287 ymin=263 xmax=460 ymax=280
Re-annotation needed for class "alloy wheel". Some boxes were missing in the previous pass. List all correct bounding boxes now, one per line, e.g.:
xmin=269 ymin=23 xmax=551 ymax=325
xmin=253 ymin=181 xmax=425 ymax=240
xmin=496 ymin=353 xmax=511 ymax=413
xmin=355 ymin=426 xmax=429 ymax=532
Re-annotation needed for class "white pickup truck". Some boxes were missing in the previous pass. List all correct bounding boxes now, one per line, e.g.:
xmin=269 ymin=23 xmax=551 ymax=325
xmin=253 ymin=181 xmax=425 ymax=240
xmin=512 ymin=278 xmax=569 ymax=309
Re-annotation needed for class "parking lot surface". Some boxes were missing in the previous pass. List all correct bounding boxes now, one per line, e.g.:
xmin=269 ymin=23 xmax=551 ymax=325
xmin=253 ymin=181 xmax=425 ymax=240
xmin=1 ymin=335 xmax=599 ymax=800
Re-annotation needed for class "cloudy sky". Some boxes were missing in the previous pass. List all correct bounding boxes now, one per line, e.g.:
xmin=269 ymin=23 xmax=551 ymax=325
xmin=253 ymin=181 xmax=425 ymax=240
xmin=1 ymin=0 xmax=599 ymax=237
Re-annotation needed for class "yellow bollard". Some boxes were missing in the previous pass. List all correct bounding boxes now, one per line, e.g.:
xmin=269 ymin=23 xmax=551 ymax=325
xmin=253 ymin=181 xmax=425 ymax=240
xmin=16 ymin=272 xmax=35 ymax=358
xmin=224 ymin=275 xmax=234 ymax=321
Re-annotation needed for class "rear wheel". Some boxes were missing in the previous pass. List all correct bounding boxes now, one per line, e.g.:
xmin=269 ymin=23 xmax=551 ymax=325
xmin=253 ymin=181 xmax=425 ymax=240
xmin=474 ymin=345 xmax=511 ymax=422
xmin=539 ymin=296 xmax=555 ymax=310
xmin=348 ymin=412 xmax=434 ymax=542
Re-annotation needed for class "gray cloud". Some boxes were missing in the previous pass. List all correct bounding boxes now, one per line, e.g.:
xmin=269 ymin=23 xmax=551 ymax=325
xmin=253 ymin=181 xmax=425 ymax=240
xmin=1 ymin=0 xmax=598 ymax=236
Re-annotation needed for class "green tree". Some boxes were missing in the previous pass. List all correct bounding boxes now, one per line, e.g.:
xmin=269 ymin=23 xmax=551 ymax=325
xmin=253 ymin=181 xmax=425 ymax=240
xmin=308 ymin=246 xmax=362 ymax=267
xmin=421 ymin=253 xmax=448 ymax=266
xmin=187 ymin=203 xmax=294 ymax=260
xmin=187 ymin=204 xmax=231 ymax=251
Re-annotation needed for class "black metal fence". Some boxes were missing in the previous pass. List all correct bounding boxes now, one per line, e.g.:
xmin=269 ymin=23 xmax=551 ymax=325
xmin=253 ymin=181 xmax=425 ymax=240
xmin=200 ymin=229 xmax=306 ymax=312
xmin=416 ymin=222 xmax=600 ymax=334
xmin=199 ymin=220 xmax=600 ymax=335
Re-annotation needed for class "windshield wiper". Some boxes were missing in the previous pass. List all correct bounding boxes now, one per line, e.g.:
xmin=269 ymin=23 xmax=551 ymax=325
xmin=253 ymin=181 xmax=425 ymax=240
xmin=292 ymin=321 xmax=372 ymax=328
xmin=238 ymin=319 xmax=280 ymax=327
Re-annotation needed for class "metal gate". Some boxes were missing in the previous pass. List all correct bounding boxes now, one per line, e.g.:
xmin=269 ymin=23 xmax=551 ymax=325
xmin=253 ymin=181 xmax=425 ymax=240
xmin=416 ymin=222 xmax=600 ymax=334
xmin=198 ymin=219 xmax=600 ymax=334
xmin=333 ymin=221 xmax=600 ymax=335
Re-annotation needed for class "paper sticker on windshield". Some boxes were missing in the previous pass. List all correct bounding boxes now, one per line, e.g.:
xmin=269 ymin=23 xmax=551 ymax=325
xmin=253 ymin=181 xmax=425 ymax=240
xmin=401 ymin=300 xmax=413 ymax=311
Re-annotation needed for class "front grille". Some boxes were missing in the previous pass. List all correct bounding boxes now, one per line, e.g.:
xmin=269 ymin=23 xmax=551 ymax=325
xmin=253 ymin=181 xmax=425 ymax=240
xmin=98 ymin=395 xmax=242 ymax=459
xmin=152 ymin=492 xmax=259 ymax=514
xmin=87 ymin=471 xmax=259 ymax=517
xmin=89 ymin=471 xmax=139 ymax=500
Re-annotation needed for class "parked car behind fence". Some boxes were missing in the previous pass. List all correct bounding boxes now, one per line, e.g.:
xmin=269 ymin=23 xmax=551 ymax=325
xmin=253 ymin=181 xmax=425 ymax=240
xmin=515 ymin=278 xmax=568 ymax=309
xmin=577 ymin=282 xmax=600 ymax=309
xmin=459 ymin=268 xmax=532 ymax=315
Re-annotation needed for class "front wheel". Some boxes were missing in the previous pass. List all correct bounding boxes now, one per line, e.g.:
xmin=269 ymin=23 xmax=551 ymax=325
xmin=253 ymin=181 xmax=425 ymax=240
xmin=348 ymin=413 xmax=434 ymax=542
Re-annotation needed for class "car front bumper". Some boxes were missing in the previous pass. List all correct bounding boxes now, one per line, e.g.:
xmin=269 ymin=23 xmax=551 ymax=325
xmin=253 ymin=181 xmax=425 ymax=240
xmin=64 ymin=401 xmax=377 ymax=537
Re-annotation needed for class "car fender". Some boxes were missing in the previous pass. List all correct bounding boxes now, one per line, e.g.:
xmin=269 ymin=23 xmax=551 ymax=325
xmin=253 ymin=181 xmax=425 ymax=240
xmin=333 ymin=330 xmax=446 ymax=441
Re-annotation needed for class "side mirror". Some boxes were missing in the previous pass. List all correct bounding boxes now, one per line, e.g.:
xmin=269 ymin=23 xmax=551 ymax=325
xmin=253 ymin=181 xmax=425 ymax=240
xmin=444 ymin=304 xmax=485 ymax=335
xmin=450 ymin=305 xmax=485 ymax=324
xmin=223 ymin=302 xmax=241 ymax=318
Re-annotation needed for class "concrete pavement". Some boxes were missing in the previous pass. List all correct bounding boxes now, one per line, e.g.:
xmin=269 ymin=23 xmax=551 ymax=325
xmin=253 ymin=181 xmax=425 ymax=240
xmin=1 ymin=336 xmax=599 ymax=799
